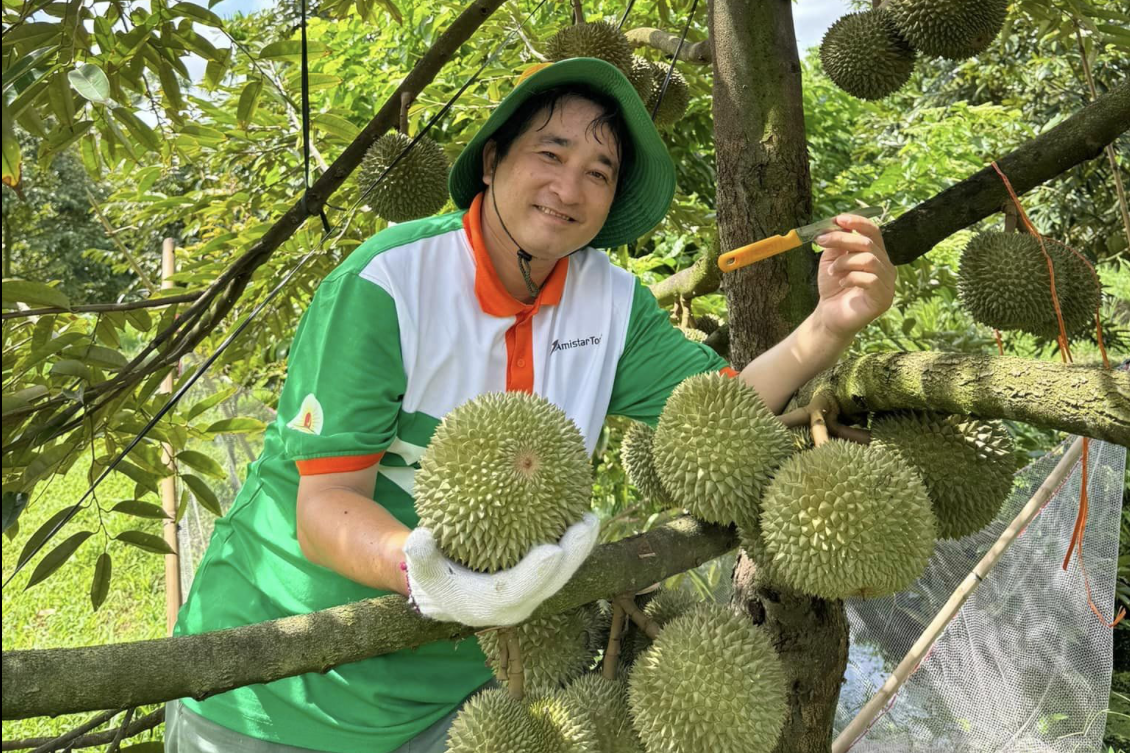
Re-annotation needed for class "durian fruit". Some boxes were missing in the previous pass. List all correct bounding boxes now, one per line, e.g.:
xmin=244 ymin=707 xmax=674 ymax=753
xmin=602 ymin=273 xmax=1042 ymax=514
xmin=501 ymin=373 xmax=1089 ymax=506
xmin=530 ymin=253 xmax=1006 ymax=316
xmin=888 ymin=0 xmax=1008 ymax=60
xmin=621 ymin=587 xmax=697 ymax=661
xmin=695 ymin=313 xmax=723 ymax=335
xmin=359 ymin=131 xmax=449 ymax=223
xmin=652 ymin=373 xmax=793 ymax=525
xmin=737 ymin=517 xmax=787 ymax=589
xmin=560 ymin=675 xmax=643 ymax=752
xmin=820 ymin=10 xmax=916 ymax=100
xmin=628 ymin=55 xmax=656 ymax=105
xmin=446 ymin=688 xmax=560 ymax=752
xmin=871 ymin=412 xmax=1014 ymax=539
xmin=644 ymin=61 xmax=690 ymax=126
xmin=546 ymin=21 xmax=633 ymax=75
xmin=414 ymin=392 xmax=592 ymax=572
xmin=628 ymin=603 xmax=787 ymax=753
xmin=957 ymin=231 xmax=1101 ymax=339
xmin=620 ymin=421 xmax=673 ymax=509
xmin=527 ymin=691 xmax=600 ymax=753
xmin=478 ymin=605 xmax=603 ymax=690
xmin=760 ymin=440 xmax=937 ymax=600
xmin=677 ymin=326 xmax=707 ymax=343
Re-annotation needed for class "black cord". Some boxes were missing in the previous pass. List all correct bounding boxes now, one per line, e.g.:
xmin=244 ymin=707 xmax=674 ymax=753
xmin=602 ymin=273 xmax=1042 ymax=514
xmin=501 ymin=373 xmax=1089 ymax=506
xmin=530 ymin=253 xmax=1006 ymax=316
xmin=650 ymin=0 xmax=699 ymax=123
xmin=3 ymin=0 xmax=554 ymax=589
xmin=299 ymin=0 xmax=332 ymax=234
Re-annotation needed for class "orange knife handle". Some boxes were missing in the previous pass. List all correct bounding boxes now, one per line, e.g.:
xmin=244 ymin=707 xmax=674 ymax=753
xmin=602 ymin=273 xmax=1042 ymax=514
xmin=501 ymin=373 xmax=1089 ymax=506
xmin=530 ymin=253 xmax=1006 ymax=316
xmin=717 ymin=229 xmax=802 ymax=272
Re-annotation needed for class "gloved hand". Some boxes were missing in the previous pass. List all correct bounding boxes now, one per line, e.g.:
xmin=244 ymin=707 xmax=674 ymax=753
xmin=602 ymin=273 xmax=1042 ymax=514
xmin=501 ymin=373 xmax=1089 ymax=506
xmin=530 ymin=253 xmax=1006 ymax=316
xmin=402 ymin=513 xmax=600 ymax=627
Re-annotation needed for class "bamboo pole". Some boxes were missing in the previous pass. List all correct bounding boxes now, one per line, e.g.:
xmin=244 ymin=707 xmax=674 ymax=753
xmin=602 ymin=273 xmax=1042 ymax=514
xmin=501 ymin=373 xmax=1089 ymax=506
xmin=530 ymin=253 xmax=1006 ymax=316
xmin=159 ymin=238 xmax=182 ymax=636
xmin=832 ymin=436 xmax=1086 ymax=753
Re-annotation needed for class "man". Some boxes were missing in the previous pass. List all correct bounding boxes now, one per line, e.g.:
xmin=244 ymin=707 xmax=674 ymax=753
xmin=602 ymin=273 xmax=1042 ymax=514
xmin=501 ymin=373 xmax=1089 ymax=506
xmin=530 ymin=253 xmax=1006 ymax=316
xmin=167 ymin=57 xmax=895 ymax=752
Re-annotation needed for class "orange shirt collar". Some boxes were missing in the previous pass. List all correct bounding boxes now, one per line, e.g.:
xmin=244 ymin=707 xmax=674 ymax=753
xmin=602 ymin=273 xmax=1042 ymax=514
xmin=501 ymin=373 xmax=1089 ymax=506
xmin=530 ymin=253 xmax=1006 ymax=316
xmin=463 ymin=192 xmax=568 ymax=318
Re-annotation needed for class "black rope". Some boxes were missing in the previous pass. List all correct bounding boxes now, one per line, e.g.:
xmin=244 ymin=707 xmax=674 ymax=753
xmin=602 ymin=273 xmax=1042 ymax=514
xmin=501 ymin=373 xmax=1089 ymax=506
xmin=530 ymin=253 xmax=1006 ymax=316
xmin=650 ymin=0 xmax=699 ymax=123
xmin=299 ymin=0 xmax=331 ymax=234
xmin=3 ymin=0 xmax=554 ymax=589
xmin=616 ymin=0 xmax=636 ymax=30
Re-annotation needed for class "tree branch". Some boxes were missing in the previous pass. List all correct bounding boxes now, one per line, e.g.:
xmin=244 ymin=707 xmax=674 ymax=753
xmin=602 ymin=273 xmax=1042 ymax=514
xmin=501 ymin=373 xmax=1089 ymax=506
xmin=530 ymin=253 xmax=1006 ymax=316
xmin=0 ymin=292 xmax=201 ymax=321
xmin=802 ymin=352 xmax=1129 ymax=445
xmin=2 ymin=516 xmax=737 ymax=720
xmin=1 ymin=707 xmax=164 ymax=752
xmin=626 ymin=27 xmax=710 ymax=63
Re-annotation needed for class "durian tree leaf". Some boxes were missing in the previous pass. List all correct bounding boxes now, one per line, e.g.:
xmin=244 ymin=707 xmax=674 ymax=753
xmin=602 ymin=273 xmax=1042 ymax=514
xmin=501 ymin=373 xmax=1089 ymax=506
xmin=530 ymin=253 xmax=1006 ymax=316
xmin=312 ymin=112 xmax=360 ymax=141
xmin=1 ymin=22 xmax=59 ymax=49
xmin=176 ymin=450 xmax=225 ymax=479
xmin=236 ymin=80 xmax=262 ymax=127
xmin=112 ymin=108 xmax=162 ymax=152
xmin=183 ymin=385 xmax=239 ymax=421
xmin=24 ymin=531 xmax=95 ymax=590
xmin=258 ymin=40 xmax=328 ymax=62
xmin=169 ymin=1 xmax=224 ymax=27
xmin=67 ymin=63 xmax=112 ymax=105
xmin=49 ymin=359 xmax=92 ymax=381
xmin=110 ymin=500 xmax=171 ymax=519
xmin=90 ymin=552 xmax=112 ymax=610
xmin=2 ymin=491 xmax=30 ymax=533
xmin=115 ymin=529 xmax=174 ymax=555
xmin=1 ymin=279 xmax=71 ymax=310
xmin=2 ymin=96 xmax=22 ymax=188
xmin=204 ymin=417 xmax=266 ymax=434
xmin=2 ymin=386 xmax=49 ymax=416
xmin=181 ymin=473 xmax=222 ymax=516
xmin=16 ymin=505 xmax=79 ymax=569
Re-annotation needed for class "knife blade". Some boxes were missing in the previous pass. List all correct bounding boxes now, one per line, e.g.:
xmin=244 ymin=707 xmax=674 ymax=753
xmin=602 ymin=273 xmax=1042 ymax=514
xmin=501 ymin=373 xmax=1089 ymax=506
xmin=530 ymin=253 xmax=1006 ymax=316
xmin=717 ymin=206 xmax=885 ymax=273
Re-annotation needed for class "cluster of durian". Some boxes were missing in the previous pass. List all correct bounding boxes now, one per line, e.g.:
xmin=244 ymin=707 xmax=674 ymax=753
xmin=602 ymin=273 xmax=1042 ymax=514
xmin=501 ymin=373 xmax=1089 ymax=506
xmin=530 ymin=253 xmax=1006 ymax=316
xmin=358 ymin=131 xmax=450 ymax=224
xmin=544 ymin=22 xmax=690 ymax=127
xmin=449 ymin=593 xmax=787 ymax=753
xmin=957 ymin=231 xmax=1102 ymax=341
xmin=820 ymin=0 xmax=1009 ymax=100
xmin=623 ymin=372 xmax=1017 ymax=600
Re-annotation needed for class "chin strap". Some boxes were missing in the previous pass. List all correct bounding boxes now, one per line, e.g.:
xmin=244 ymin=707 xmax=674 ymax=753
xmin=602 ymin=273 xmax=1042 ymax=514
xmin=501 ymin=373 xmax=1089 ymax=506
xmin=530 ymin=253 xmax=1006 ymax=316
xmin=490 ymin=184 xmax=541 ymax=299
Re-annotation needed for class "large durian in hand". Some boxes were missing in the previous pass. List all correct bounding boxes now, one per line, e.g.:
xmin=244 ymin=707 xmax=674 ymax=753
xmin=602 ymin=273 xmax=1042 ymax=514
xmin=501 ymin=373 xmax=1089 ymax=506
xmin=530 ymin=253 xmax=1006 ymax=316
xmin=760 ymin=440 xmax=936 ymax=600
xmin=546 ymin=21 xmax=633 ymax=75
xmin=446 ymin=689 xmax=563 ymax=753
xmin=871 ymin=411 xmax=1015 ymax=539
xmin=628 ymin=603 xmax=787 ymax=753
xmin=478 ymin=605 xmax=603 ymax=690
xmin=358 ymin=131 xmax=449 ymax=223
xmin=620 ymin=421 xmax=673 ymax=509
xmin=820 ymin=10 xmax=916 ymax=100
xmin=560 ymin=675 xmax=643 ymax=752
xmin=652 ymin=373 xmax=793 ymax=525
xmin=958 ymin=231 xmax=1101 ymax=339
xmin=888 ymin=0 xmax=1008 ymax=60
xmin=414 ymin=392 xmax=592 ymax=572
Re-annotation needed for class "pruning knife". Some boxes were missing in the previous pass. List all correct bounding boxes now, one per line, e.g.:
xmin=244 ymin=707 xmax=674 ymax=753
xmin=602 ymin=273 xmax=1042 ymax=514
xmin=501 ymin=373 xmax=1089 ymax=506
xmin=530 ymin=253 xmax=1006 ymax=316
xmin=717 ymin=206 xmax=885 ymax=273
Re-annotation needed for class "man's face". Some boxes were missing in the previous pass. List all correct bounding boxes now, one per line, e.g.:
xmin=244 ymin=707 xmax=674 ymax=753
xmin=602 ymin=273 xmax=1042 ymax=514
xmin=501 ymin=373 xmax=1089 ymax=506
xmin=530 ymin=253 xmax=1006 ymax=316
xmin=482 ymin=97 xmax=621 ymax=261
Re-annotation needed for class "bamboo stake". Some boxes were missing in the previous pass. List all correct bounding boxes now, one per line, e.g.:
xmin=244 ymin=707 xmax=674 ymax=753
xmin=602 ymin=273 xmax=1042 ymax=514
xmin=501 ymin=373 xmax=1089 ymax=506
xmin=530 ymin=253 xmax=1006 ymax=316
xmin=832 ymin=436 xmax=1085 ymax=753
xmin=159 ymin=238 xmax=182 ymax=636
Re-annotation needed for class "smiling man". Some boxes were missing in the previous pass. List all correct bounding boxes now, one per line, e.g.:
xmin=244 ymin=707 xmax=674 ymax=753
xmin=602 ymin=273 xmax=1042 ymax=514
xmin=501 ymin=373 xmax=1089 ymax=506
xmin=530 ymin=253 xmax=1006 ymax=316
xmin=166 ymin=57 xmax=896 ymax=753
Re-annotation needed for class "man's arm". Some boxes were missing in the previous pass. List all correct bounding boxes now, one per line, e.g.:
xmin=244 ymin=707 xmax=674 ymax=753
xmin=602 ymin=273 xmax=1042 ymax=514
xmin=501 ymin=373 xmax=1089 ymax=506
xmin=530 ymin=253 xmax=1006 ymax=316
xmin=296 ymin=465 xmax=410 ymax=595
xmin=737 ymin=213 xmax=897 ymax=414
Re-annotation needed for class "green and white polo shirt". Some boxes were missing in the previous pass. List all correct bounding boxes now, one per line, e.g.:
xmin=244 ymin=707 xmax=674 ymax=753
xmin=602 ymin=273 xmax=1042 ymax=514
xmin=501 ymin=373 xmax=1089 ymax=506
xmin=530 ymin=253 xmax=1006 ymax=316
xmin=173 ymin=192 xmax=732 ymax=752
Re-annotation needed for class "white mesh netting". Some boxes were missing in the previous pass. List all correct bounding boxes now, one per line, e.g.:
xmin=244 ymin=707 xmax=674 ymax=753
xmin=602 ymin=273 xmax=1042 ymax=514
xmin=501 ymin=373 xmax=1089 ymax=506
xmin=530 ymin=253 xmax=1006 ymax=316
xmin=834 ymin=432 xmax=1126 ymax=753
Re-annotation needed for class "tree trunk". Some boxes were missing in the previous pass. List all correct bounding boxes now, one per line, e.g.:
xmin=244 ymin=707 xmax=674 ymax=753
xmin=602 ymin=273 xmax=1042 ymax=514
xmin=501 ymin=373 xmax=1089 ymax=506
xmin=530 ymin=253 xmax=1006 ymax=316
xmin=710 ymin=1 xmax=846 ymax=751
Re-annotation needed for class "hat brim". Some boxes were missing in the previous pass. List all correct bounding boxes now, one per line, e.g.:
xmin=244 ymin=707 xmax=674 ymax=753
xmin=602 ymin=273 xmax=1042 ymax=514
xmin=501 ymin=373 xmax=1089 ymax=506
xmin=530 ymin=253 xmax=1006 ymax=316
xmin=448 ymin=57 xmax=675 ymax=249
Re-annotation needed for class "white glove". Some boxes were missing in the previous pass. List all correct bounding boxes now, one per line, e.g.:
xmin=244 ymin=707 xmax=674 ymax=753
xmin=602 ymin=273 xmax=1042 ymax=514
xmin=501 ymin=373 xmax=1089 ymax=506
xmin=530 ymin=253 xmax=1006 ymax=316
xmin=402 ymin=513 xmax=600 ymax=627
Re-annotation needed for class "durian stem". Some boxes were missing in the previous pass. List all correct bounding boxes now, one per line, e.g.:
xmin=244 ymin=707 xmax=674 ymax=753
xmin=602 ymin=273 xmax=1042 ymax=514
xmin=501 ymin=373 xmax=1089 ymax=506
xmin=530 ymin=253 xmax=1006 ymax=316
xmin=399 ymin=92 xmax=413 ymax=136
xmin=615 ymin=595 xmax=661 ymax=640
xmin=602 ymin=600 xmax=627 ymax=679
xmin=778 ymin=406 xmax=809 ymax=428
xmin=571 ymin=0 xmax=584 ymax=24
xmin=807 ymin=394 xmax=836 ymax=447
xmin=504 ymin=629 xmax=524 ymax=700
xmin=826 ymin=414 xmax=870 ymax=445
xmin=494 ymin=629 xmax=509 ymax=683
xmin=1003 ymin=201 xmax=1019 ymax=233
xmin=832 ymin=437 xmax=1086 ymax=753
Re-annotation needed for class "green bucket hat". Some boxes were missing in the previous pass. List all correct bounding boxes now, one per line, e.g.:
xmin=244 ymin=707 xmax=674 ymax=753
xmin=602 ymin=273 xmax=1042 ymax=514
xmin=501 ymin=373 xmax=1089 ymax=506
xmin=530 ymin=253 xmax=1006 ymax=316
xmin=448 ymin=57 xmax=676 ymax=249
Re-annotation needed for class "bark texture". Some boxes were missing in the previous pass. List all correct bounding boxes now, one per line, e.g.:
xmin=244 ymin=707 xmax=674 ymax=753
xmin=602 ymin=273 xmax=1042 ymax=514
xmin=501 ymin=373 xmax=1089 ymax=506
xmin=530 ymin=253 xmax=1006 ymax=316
xmin=710 ymin=2 xmax=844 ymax=751
xmin=2 ymin=516 xmax=737 ymax=720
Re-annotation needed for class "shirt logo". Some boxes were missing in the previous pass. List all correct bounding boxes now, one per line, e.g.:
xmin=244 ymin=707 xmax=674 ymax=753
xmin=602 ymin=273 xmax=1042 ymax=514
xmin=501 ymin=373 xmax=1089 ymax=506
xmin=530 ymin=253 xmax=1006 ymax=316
xmin=287 ymin=394 xmax=324 ymax=435
xmin=550 ymin=334 xmax=602 ymax=354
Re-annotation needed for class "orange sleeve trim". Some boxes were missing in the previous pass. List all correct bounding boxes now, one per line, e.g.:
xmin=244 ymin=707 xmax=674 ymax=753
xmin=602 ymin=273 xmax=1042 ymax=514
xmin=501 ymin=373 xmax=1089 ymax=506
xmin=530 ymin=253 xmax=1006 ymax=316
xmin=296 ymin=452 xmax=384 ymax=476
xmin=719 ymin=366 xmax=740 ymax=379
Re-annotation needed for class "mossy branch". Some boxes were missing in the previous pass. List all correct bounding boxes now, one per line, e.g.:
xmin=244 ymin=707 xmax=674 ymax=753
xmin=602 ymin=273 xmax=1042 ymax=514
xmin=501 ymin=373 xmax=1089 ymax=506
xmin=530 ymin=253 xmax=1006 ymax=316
xmin=802 ymin=353 xmax=1129 ymax=445
xmin=2 ymin=517 xmax=737 ymax=721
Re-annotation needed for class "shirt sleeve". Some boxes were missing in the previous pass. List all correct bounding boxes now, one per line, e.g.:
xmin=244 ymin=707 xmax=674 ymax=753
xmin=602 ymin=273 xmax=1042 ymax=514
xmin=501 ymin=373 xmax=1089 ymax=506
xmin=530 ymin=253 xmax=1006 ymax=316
xmin=607 ymin=276 xmax=735 ymax=427
xmin=277 ymin=271 xmax=406 ymax=475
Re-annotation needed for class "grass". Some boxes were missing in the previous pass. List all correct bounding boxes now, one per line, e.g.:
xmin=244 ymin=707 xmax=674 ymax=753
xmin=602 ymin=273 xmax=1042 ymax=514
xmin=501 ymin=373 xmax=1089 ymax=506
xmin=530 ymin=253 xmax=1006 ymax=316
xmin=2 ymin=456 xmax=168 ymax=746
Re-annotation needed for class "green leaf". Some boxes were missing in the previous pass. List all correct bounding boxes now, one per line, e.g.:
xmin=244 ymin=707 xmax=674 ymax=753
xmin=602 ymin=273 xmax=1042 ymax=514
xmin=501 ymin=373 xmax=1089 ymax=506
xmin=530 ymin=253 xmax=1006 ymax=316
xmin=17 ymin=505 xmax=79 ymax=569
xmin=171 ymin=1 xmax=224 ymax=26
xmin=71 ymin=344 xmax=128 ymax=369
xmin=111 ymin=499 xmax=171 ymax=519
xmin=1 ymin=279 xmax=70 ymax=309
xmin=204 ymin=417 xmax=266 ymax=434
xmin=67 ymin=63 xmax=112 ymax=105
xmin=114 ymin=460 xmax=160 ymax=494
xmin=25 ymin=530 xmax=94 ymax=589
xmin=2 ymin=385 xmax=49 ymax=415
xmin=180 ymin=124 xmax=225 ymax=145
xmin=181 ymin=473 xmax=221 ymax=516
xmin=2 ymin=94 xmax=21 ymax=188
xmin=43 ymin=119 xmax=93 ymax=155
xmin=285 ymin=72 xmax=340 ymax=91
xmin=90 ymin=552 xmax=111 ymax=610
xmin=49 ymin=359 xmax=92 ymax=381
xmin=184 ymin=386 xmax=238 ymax=421
xmin=2 ymin=491 xmax=30 ymax=533
xmin=116 ymin=529 xmax=174 ymax=554
xmin=1 ymin=45 xmax=59 ymax=93
xmin=112 ymin=108 xmax=162 ymax=152
xmin=236 ymin=80 xmax=262 ymax=127
xmin=176 ymin=449 xmax=225 ymax=478
xmin=312 ymin=113 xmax=360 ymax=142
xmin=258 ymin=39 xmax=328 ymax=62
xmin=1 ymin=22 xmax=58 ymax=49
xmin=22 ymin=443 xmax=74 ymax=484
